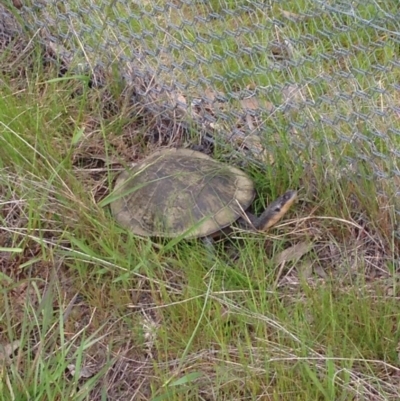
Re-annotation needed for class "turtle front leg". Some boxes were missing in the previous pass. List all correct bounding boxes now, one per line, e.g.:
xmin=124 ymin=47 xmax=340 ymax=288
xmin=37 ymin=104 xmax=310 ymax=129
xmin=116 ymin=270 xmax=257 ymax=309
xmin=202 ymin=236 xmax=218 ymax=262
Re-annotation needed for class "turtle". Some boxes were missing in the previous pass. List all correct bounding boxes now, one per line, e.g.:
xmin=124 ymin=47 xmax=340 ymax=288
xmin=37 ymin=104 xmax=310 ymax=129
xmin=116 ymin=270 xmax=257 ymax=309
xmin=110 ymin=148 xmax=297 ymax=239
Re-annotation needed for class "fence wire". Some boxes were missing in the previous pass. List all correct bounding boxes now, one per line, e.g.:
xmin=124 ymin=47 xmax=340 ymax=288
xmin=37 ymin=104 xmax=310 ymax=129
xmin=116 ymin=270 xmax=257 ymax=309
xmin=9 ymin=1 xmax=400 ymax=216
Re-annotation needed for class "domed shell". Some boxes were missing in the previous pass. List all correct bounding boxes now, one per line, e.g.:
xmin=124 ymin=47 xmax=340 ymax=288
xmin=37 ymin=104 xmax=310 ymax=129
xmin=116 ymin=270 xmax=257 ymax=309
xmin=110 ymin=148 xmax=255 ymax=238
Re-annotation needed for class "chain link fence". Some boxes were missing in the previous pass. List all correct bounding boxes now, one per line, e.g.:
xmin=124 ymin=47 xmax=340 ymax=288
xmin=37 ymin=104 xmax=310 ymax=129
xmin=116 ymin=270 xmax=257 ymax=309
xmin=7 ymin=1 xmax=400 ymax=215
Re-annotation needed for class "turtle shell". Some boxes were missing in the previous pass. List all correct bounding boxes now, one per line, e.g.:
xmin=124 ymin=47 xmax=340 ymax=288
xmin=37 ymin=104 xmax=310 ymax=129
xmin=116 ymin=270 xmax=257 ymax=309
xmin=110 ymin=148 xmax=255 ymax=238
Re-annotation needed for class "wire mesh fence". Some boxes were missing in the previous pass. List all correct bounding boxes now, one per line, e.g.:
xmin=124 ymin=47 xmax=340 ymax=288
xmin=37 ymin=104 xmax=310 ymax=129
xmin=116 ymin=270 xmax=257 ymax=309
xmin=4 ymin=1 xmax=400 ymax=217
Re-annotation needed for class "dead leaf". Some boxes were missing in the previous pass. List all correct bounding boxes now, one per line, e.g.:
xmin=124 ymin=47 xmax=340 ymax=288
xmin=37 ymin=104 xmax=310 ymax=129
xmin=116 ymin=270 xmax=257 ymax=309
xmin=12 ymin=0 xmax=23 ymax=9
xmin=0 ymin=340 xmax=21 ymax=364
xmin=313 ymin=264 xmax=329 ymax=279
xmin=274 ymin=241 xmax=313 ymax=265
xmin=296 ymin=258 xmax=314 ymax=279
xmin=273 ymin=242 xmax=313 ymax=286
xmin=241 ymin=135 xmax=275 ymax=164
xmin=280 ymin=10 xmax=306 ymax=22
xmin=170 ymin=91 xmax=187 ymax=109
xmin=204 ymin=88 xmax=216 ymax=102
xmin=240 ymin=97 xmax=260 ymax=111
xmin=66 ymin=364 xmax=96 ymax=379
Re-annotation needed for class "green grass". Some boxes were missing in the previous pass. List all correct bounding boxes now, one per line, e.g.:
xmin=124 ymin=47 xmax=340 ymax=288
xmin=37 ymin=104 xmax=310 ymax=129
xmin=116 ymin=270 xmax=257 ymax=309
xmin=1 ymin=1 xmax=399 ymax=400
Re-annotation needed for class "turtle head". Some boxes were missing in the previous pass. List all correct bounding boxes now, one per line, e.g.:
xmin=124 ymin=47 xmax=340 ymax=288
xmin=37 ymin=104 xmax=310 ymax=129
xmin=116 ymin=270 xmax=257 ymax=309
xmin=254 ymin=190 xmax=297 ymax=231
